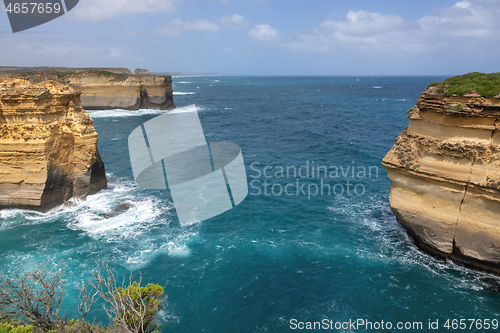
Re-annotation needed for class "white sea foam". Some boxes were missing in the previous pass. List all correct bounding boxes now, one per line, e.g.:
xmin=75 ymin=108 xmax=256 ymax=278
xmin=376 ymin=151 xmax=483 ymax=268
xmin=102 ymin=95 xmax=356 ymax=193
xmin=168 ymin=104 xmax=198 ymax=114
xmin=372 ymin=86 xmax=384 ymax=89
xmin=327 ymin=194 xmax=500 ymax=290
xmin=0 ymin=175 xmax=200 ymax=269
xmin=88 ymin=109 xmax=166 ymax=118
xmin=173 ymin=92 xmax=195 ymax=95
xmin=64 ymin=178 xmax=170 ymax=240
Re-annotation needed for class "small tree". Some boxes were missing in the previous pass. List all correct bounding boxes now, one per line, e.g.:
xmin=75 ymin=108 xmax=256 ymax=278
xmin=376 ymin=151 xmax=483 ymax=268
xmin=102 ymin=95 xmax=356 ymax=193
xmin=0 ymin=262 xmax=166 ymax=333
xmin=80 ymin=263 xmax=166 ymax=333
xmin=114 ymin=283 xmax=164 ymax=333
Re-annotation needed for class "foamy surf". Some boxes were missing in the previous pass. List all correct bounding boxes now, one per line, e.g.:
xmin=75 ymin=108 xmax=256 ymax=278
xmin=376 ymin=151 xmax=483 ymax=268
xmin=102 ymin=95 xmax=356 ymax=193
xmin=88 ymin=108 xmax=166 ymax=118
xmin=327 ymin=194 xmax=500 ymax=289
xmin=168 ymin=104 xmax=198 ymax=114
xmin=173 ymin=92 xmax=195 ymax=95
xmin=0 ymin=176 xmax=200 ymax=270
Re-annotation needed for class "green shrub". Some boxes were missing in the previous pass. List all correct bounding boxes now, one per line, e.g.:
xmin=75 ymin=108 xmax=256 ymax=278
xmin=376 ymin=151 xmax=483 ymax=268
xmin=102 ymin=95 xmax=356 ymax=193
xmin=1 ymin=262 xmax=167 ymax=333
xmin=86 ymin=70 xmax=129 ymax=81
xmin=427 ymin=72 xmax=500 ymax=97
xmin=0 ymin=323 xmax=33 ymax=333
xmin=114 ymin=282 xmax=165 ymax=333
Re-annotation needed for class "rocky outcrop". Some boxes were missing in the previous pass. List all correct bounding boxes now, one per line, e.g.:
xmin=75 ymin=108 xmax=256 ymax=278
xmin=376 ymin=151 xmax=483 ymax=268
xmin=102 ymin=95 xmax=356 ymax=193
xmin=134 ymin=68 xmax=150 ymax=75
xmin=0 ymin=78 xmax=107 ymax=210
xmin=2 ymin=69 xmax=175 ymax=111
xmin=383 ymin=86 xmax=500 ymax=273
xmin=67 ymin=74 xmax=175 ymax=110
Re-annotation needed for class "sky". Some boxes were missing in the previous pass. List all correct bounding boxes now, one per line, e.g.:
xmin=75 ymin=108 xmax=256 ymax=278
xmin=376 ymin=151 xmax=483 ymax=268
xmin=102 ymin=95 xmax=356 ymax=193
xmin=0 ymin=0 xmax=499 ymax=76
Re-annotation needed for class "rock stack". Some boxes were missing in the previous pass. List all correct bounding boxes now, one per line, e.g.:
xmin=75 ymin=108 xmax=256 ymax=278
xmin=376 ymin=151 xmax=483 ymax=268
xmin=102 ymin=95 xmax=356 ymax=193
xmin=0 ymin=78 xmax=107 ymax=210
xmin=383 ymin=81 xmax=500 ymax=273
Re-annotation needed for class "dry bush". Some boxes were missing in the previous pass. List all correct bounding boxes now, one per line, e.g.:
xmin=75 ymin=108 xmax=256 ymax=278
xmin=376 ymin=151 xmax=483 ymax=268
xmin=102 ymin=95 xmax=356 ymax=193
xmin=0 ymin=262 xmax=65 ymax=330
xmin=79 ymin=263 xmax=165 ymax=333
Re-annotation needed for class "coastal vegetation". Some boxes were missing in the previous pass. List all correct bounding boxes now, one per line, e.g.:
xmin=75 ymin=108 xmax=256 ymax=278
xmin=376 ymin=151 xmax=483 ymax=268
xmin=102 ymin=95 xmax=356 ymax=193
xmin=427 ymin=72 xmax=500 ymax=97
xmin=0 ymin=262 xmax=166 ymax=333
xmin=7 ymin=70 xmax=131 ymax=85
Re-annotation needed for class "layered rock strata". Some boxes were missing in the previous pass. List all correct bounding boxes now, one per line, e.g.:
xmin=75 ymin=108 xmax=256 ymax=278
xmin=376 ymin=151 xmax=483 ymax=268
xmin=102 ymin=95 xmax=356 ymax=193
xmin=67 ymin=74 xmax=175 ymax=110
xmin=383 ymin=87 xmax=500 ymax=273
xmin=0 ymin=78 xmax=107 ymax=210
xmin=2 ymin=69 xmax=175 ymax=111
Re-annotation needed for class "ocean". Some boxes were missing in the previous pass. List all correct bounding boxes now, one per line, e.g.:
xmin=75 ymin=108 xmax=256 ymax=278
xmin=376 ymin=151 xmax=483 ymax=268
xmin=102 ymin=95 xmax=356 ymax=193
xmin=1 ymin=76 xmax=500 ymax=332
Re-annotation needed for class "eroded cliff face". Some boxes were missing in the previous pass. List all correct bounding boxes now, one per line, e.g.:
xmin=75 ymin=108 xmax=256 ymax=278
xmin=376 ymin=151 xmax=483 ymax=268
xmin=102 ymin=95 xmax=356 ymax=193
xmin=67 ymin=74 xmax=175 ymax=110
xmin=383 ymin=87 xmax=500 ymax=272
xmin=0 ymin=78 xmax=107 ymax=210
xmin=3 ymin=69 xmax=176 ymax=111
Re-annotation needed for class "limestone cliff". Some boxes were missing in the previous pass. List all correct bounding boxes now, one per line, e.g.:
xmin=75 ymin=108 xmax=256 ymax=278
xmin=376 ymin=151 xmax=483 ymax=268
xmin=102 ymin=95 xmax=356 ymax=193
xmin=383 ymin=74 xmax=500 ymax=273
xmin=67 ymin=74 xmax=175 ymax=110
xmin=0 ymin=78 xmax=107 ymax=210
xmin=134 ymin=68 xmax=150 ymax=75
xmin=4 ymin=69 xmax=175 ymax=111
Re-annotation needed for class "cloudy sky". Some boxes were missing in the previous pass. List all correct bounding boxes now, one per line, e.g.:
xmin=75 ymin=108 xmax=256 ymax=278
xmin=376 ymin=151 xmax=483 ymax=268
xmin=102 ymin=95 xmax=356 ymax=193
xmin=0 ymin=0 xmax=499 ymax=75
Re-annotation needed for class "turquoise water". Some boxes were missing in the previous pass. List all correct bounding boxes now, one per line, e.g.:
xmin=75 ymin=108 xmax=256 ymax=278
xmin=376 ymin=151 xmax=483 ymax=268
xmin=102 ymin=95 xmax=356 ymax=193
xmin=1 ymin=76 xmax=500 ymax=332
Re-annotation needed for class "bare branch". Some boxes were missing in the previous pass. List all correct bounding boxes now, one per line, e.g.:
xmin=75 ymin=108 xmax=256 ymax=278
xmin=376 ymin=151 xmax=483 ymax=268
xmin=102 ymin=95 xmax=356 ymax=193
xmin=0 ymin=261 xmax=65 ymax=330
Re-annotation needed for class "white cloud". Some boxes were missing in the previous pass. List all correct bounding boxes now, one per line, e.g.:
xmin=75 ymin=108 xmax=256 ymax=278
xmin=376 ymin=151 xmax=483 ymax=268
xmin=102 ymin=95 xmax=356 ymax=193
xmin=218 ymin=14 xmax=249 ymax=28
xmin=156 ymin=14 xmax=247 ymax=37
xmin=320 ymin=10 xmax=414 ymax=49
xmin=321 ymin=10 xmax=407 ymax=37
xmin=279 ymin=10 xmax=418 ymax=53
xmin=419 ymin=0 xmax=499 ymax=38
xmin=274 ymin=1 xmax=500 ymax=54
xmin=0 ymin=34 xmax=140 ymax=67
xmin=248 ymin=24 xmax=280 ymax=41
xmin=71 ymin=0 xmax=180 ymax=21
xmin=157 ymin=19 xmax=220 ymax=37
xmin=454 ymin=1 xmax=472 ymax=9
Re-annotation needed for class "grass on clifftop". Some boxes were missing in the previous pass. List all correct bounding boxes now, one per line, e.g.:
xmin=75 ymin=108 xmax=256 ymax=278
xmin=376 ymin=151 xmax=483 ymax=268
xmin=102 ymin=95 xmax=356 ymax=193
xmin=427 ymin=72 xmax=500 ymax=97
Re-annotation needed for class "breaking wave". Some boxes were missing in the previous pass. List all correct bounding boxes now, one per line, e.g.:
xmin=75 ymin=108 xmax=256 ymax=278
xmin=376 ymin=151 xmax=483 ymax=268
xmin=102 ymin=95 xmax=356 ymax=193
xmin=88 ymin=109 xmax=166 ymax=118
xmin=173 ymin=92 xmax=195 ymax=95
xmin=0 ymin=176 xmax=199 ymax=269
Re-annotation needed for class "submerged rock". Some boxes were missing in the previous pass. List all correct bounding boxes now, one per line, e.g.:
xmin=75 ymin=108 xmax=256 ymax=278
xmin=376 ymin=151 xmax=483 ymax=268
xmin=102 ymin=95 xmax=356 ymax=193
xmin=383 ymin=74 xmax=500 ymax=273
xmin=0 ymin=78 xmax=107 ymax=210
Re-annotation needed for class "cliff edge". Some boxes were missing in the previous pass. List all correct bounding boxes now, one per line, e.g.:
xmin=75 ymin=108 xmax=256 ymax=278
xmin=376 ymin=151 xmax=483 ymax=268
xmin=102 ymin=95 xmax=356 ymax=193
xmin=4 ymin=69 xmax=175 ymax=111
xmin=383 ymin=72 xmax=500 ymax=273
xmin=0 ymin=78 xmax=107 ymax=210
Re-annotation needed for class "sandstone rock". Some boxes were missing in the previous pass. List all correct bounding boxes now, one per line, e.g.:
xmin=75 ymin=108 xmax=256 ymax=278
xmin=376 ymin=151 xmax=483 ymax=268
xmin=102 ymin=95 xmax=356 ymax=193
xmin=383 ymin=87 xmax=500 ymax=273
xmin=134 ymin=68 xmax=150 ymax=75
xmin=67 ymin=74 xmax=175 ymax=110
xmin=2 ymin=69 xmax=175 ymax=111
xmin=0 ymin=78 xmax=107 ymax=210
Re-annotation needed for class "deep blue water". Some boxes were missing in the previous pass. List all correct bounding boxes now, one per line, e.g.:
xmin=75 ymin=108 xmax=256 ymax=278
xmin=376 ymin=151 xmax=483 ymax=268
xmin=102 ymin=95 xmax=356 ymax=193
xmin=2 ymin=76 xmax=500 ymax=332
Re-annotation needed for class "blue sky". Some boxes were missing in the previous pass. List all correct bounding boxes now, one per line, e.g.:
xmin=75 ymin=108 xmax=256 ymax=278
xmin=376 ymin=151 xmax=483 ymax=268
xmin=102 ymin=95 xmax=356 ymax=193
xmin=1 ymin=0 xmax=499 ymax=75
